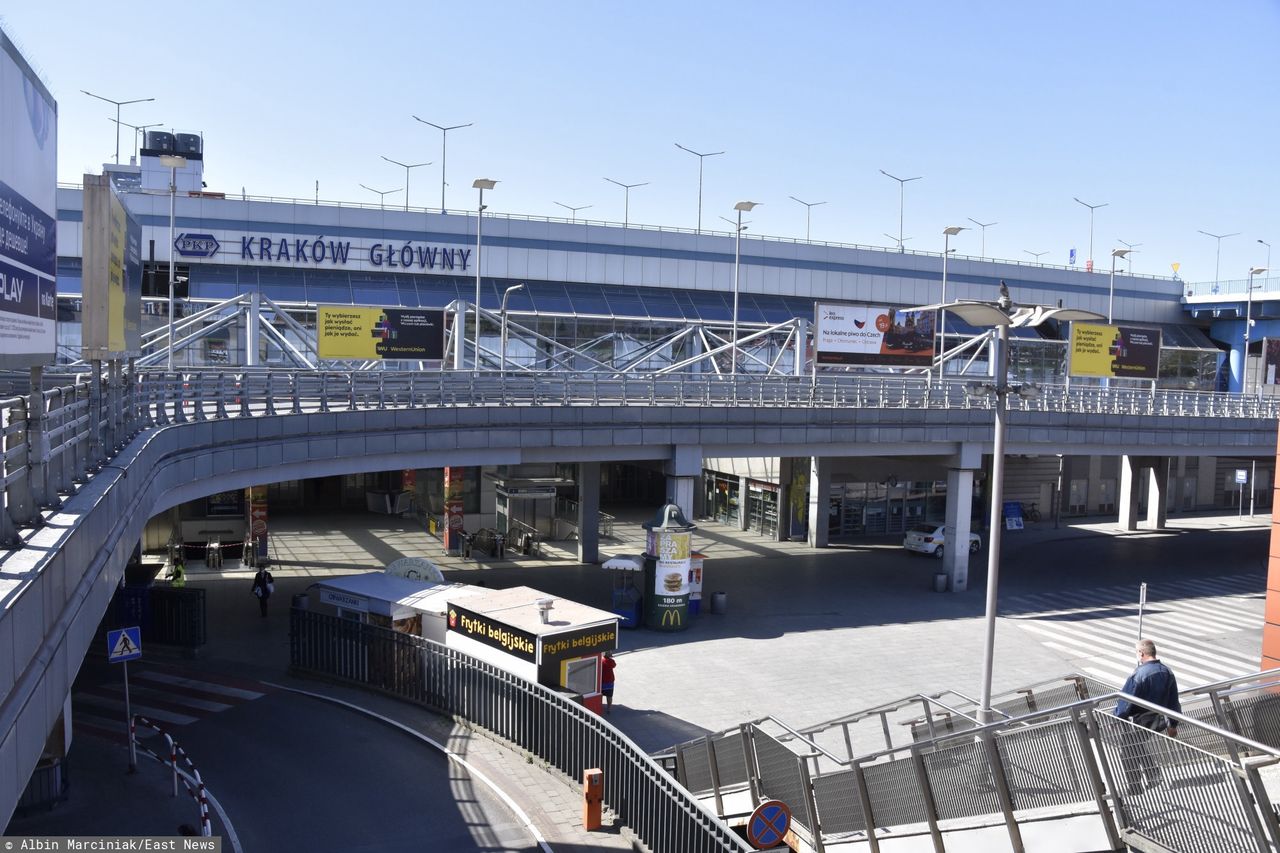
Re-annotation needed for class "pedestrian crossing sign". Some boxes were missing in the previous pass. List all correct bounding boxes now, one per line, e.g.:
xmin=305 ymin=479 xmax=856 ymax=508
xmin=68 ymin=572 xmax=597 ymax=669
xmin=106 ymin=627 xmax=142 ymax=663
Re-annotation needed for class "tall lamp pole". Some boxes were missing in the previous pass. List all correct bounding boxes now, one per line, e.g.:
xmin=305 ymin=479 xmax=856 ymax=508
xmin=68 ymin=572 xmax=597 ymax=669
xmin=604 ymin=178 xmax=648 ymax=228
xmin=789 ymin=196 xmax=827 ymax=242
xmin=675 ymin=143 xmax=725 ymax=234
xmin=1108 ymin=248 xmax=1132 ymax=323
xmin=1246 ymin=266 xmax=1268 ymax=395
xmin=159 ymin=154 xmax=188 ymax=370
xmin=412 ymin=117 xmax=472 ymax=213
xmin=109 ymin=119 xmax=163 ymax=163
xmin=731 ymin=201 xmax=760 ymax=375
xmin=939 ymin=226 xmax=967 ymax=381
xmin=1073 ymin=197 xmax=1108 ymax=269
xmin=967 ymin=219 xmax=997 ymax=259
xmin=472 ymin=179 xmax=498 ymax=372
xmin=500 ymin=283 xmax=525 ymax=372
xmin=380 ymin=156 xmax=432 ymax=211
xmin=359 ymin=184 xmax=403 ymax=209
xmin=1023 ymin=250 xmax=1048 ymax=263
xmin=554 ymin=202 xmax=592 ymax=222
xmin=881 ymin=170 xmax=922 ymax=252
xmin=1118 ymin=239 xmax=1141 ymax=274
xmin=1258 ymin=240 xmax=1272 ymax=278
xmin=1198 ymin=230 xmax=1239 ymax=292
xmin=82 ymin=91 xmax=155 ymax=166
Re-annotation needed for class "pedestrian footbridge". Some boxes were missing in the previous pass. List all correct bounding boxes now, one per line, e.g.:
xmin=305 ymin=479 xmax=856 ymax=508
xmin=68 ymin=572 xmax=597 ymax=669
xmin=657 ymin=669 xmax=1280 ymax=852
xmin=1 ymin=370 xmax=1278 ymax=831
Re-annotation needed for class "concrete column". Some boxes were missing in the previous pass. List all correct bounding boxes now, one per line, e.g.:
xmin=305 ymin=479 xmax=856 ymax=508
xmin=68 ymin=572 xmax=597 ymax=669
xmin=577 ymin=461 xmax=600 ymax=564
xmin=665 ymin=445 xmax=702 ymax=525
xmin=944 ymin=469 xmax=976 ymax=592
xmin=738 ymin=476 xmax=750 ymax=531
xmin=1118 ymin=455 xmax=1142 ymax=531
xmin=1146 ymin=457 xmax=1170 ymax=529
xmin=807 ymin=457 xmax=832 ymax=549
xmin=776 ymin=457 xmax=795 ymax=542
xmin=668 ymin=477 xmax=695 ymax=523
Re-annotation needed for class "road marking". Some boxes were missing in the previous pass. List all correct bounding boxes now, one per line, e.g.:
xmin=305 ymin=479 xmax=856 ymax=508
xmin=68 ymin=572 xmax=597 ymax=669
xmin=137 ymin=670 xmax=266 ymax=700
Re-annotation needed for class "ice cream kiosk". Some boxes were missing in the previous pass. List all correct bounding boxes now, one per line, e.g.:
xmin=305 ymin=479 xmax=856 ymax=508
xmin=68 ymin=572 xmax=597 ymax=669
xmin=445 ymin=586 xmax=619 ymax=712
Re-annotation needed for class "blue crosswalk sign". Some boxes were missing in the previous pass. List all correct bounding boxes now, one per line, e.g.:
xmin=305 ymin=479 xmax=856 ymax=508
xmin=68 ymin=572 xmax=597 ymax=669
xmin=107 ymin=627 xmax=142 ymax=663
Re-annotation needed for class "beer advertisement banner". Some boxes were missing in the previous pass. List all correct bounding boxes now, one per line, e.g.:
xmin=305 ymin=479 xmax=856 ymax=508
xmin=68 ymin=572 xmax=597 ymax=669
xmin=1068 ymin=322 xmax=1162 ymax=380
xmin=814 ymin=303 xmax=936 ymax=366
xmin=447 ymin=602 xmax=537 ymax=663
xmin=317 ymin=305 xmax=445 ymax=360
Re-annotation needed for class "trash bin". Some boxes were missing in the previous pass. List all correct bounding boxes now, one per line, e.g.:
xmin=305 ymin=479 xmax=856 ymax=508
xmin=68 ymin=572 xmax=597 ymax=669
xmin=710 ymin=591 xmax=728 ymax=614
xmin=933 ymin=573 xmax=948 ymax=593
xmin=292 ymin=593 xmax=309 ymax=611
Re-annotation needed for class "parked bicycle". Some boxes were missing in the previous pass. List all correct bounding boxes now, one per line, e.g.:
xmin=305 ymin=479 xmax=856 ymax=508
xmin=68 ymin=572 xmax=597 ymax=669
xmin=1022 ymin=501 xmax=1042 ymax=522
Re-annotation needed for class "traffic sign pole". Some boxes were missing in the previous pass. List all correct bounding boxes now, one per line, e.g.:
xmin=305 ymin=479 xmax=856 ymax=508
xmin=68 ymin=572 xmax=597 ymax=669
xmin=123 ymin=659 xmax=136 ymax=771
xmin=1137 ymin=583 xmax=1147 ymax=642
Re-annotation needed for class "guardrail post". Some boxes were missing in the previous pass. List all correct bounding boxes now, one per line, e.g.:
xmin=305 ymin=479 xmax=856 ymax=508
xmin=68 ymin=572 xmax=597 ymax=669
xmin=348 ymin=373 xmax=358 ymax=411
xmin=193 ymin=374 xmax=207 ymax=422
xmin=908 ymin=743 xmax=946 ymax=853
xmin=214 ymin=373 xmax=227 ymax=419
xmin=852 ymin=760 xmax=881 ymax=853
xmin=740 ymin=723 xmax=762 ymax=806
xmin=798 ymin=756 xmax=826 ymax=853
xmin=172 ymin=373 xmax=187 ymax=424
xmin=703 ymin=735 xmax=725 ymax=817
xmin=291 ymin=372 xmax=303 ymax=414
xmin=1243 ymin=757 xmax=1280 ymax=851
xmin=27 ymin=366 xmax=50 ymax=510
xmin=319 ymin=373 xmax=330 ymax=412
xmin=979 ymin=731 xmax=1024 ymax=853
xmin=238 ymin=373 xmax=251 ymax=418
xmin=1069 ymin=691 xmax=1122 ymax=849
xmin=265 ymin=371 xmax=276 ymax=416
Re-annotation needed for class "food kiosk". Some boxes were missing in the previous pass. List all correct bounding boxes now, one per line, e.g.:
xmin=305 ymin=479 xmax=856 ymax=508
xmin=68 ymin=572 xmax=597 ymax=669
xmin=602 ymin=554 xmax=644 ymax=628
xmin=445 ymin=585 xmax=619 ymax=711
xmin=306 ymin=573 xmax=482 ymax=641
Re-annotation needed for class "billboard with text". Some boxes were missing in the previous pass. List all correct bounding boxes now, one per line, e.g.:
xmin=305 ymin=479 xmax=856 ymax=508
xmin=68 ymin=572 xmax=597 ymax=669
xmin=1068 ymin=322 xmax=1161 ymax=380
xmin=82 ymin=174 xmax=143 ymax=359
xmin=317 ymin=305 xmax=446 ymax=361
xmin=0 ymin=29 xmax=57 ymax=368
xmin=814 ymin=303 xmax=936 ymax=366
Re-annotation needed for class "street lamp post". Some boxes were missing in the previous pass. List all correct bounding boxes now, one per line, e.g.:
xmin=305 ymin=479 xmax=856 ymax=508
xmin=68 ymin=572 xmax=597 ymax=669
xmin=359 ymin=184 xmax=403 ymax=209
xmin=1118 ymin=239 xmax=1142 ymax=274
xmin=913 ymin=288 xmax=1104 ymax=722
xmin=82 ymin=91 xmax=155 ymax=165
xmin=380 ymin=156 xmax=432 ymax=211
xmin=412 ymin=117 xmax=473 ymax=213
xmin=939 ymin=226 xmax=968 ymax=381
xmin=1259 ymin=240 xmax=1272 ymax=278
xmin=1073 ymin=197 xmax=1108 ymax=269
xmin=1108 ymin=248 xmax=1132 ymax=323
xmin=967 ymin=219 xmax=997 ymax=259
xmin=881 ymin=170 xmax=922 ymax=252
xmin=158 ymin=154 xmax=188 ymax=370
xmin=500 ymin=283 xmax=525 ymax=372
xmin=554 ymin=202 xmax=592 ymax=222
xmin=1198 ymin=230 xmax=1240 ymax=292
xmin=1246 ymin=266 xmax=1268 ymax=395
xmin=1023 ymin=250 xmax=1048 ymax=263
xmin=604 ymin=178 xmax=648 ymax=228
xmin=789 ymin=196 xmax=827 ymax=242
xmin=109 ymin=119 xmax=163 ymax=163
xmin=675 ymin=143 xmax=725 ymax=234
xmin=731 ymin=201 xmax=760 ymax=375
xmin=472 ymin=179 xmax=498 ymax=372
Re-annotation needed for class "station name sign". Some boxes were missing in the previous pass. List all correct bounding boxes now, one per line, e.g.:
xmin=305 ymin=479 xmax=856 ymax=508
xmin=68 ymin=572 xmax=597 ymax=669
xmin=240 ymin=235 xmax=470 ymax=271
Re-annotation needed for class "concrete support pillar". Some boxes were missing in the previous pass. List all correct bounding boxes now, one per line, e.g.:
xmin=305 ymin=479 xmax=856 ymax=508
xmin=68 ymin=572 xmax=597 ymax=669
xmin=807 ymin=457 xmax=832 ymax=549
xmin=665 ymin=446 xmax=702 ymax=526
xmin=944 ymin=469 xmax=976 ymax=592
xmin=776 ymin=457 xmax=795 ymax=542
xmin=668 ymin=477 xmax=695 ymax=523
xmin=738 ymin=476 xmax=750 ymax=531
xmin=577 ymin=461 xmax=600 ymax=564
xmin=1119 ymin=455 xmax=1142 ymax=531
xmin=1147 ymin=457 xmax=1170 ymax=530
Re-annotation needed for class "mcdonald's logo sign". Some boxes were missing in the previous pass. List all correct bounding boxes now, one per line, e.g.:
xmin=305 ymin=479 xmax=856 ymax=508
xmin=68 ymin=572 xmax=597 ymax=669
xmin=660 ymin=609 xmax=683 ymax=627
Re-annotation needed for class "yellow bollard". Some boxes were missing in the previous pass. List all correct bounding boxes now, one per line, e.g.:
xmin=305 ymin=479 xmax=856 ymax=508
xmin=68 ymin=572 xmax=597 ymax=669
xmin=583 ymin=768 xmax=603 ymax=830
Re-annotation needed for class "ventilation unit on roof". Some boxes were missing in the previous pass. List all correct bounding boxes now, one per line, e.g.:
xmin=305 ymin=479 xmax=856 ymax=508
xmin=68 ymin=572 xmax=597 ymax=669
xmin=174 ymin=133 xmax=202 ymax=156
xmin=144 ymin=131 xmax=175 ymax=152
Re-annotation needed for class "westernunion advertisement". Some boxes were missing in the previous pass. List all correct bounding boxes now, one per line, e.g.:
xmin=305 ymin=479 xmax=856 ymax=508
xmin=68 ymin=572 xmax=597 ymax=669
xmin=317 ymin=305 xmax=446 ymax=360
xmin=1069 ymin=322 xmax=1162 ymax=380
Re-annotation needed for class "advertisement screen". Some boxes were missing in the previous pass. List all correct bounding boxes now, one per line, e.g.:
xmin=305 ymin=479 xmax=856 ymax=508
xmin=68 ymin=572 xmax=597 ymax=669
xmin=82 ymin=174 xmax=143 ymax=358
xmin=1264 ymin=339 xmax=1280 ymax=386
xmin=814 ymin=303 xmax=936 ymax=366
xmin=1068 ymin=322 xmax=1161 ymax=380
xmin=317 ymin=305 xmax=446 ymax=360
xmin=0 ymin=29 xmax=57 ymax=368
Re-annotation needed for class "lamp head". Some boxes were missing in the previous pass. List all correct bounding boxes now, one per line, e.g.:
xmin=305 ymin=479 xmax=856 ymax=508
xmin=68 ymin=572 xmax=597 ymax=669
xmin=734 ymin=201 xmax=759 ymax=212
xmin=472 ymin=178 xmax=498 ymax=190
xmin=1111 ymin=248 xmax=1131 ymax=258
xmin=943 ymin=225 xmax=966 ymax=236
xmin=1251 ymin=267 xmax=1268 ymax=276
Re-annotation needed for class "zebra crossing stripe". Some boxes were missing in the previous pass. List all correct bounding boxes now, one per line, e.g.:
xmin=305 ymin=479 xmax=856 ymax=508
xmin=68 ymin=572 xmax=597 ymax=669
xmin=1013 ymin=621 xmax=1248 ymax=682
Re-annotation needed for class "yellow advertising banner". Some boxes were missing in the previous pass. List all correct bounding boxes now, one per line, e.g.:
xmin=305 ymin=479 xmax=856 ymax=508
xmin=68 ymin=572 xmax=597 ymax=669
xmin=106 ymin=193 xmax=125 ymax=352
xmin=1068 ymin=322 xmax=1162 ymax=380
xmin=316 ymin=305 xmax=446 ymax=360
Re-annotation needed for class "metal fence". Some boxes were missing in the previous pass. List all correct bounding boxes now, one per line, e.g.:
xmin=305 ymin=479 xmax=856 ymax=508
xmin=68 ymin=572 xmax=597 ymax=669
xmin=667 ymin=673 xmax=1280 ymax=853
xmin=289 ymin=607 xmax=750 ymax=853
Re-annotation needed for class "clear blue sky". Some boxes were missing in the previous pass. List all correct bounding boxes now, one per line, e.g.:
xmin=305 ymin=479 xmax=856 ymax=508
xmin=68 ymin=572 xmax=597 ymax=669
xmin=5 ymin=1 xmax=1278 ymax=283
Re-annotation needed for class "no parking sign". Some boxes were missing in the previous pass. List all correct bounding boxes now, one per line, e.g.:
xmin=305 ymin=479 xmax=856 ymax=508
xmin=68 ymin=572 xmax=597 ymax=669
xmin=747 ymin=799 xmax=791 ymax=849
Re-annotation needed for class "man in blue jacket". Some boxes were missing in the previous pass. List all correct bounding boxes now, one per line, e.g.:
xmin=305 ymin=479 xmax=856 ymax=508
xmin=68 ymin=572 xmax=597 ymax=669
xmin=1115 ymin=639 xmax=1180 ymax=794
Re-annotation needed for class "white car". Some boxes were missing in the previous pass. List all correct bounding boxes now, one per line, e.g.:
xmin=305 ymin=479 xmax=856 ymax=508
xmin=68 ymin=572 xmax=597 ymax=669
xmin=903 ymin=524 xmax=982 ymax=558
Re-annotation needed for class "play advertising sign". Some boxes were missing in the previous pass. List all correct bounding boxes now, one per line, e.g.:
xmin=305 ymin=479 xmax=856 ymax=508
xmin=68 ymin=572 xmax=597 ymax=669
xmin=1068 ymin=322 xmax=1162 ymax=380
xmin=317 ymin=305 xmax=446 ymax=361
xmin=813 ymin=303 xmax=936 ymax=367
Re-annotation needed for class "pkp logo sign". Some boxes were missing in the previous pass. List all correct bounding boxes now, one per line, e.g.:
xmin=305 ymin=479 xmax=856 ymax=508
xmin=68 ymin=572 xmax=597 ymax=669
xmin=174 ymin=233 xmax=221 ymax=258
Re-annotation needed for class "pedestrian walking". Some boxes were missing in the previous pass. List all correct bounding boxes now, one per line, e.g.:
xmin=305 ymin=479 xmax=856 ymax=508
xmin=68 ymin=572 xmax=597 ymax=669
xmin=601 ymin=651 xmax=616 ymax=714
xmin=251 ymin=567 xmax=274 ymax=617
xmin=1115 ymin=639 xmax=1180 ymax=795
xmin=170 ymin=556 xmax=186 ymax=588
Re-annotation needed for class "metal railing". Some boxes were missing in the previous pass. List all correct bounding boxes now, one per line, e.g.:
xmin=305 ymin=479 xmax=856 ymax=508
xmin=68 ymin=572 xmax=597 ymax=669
xmin=556 ymin=497 xmax=617 ymax=539
xmin=289 ymin=608 xmax=749 ymax=853
xmin=666 ymin=671 xmax=1280 ymax=853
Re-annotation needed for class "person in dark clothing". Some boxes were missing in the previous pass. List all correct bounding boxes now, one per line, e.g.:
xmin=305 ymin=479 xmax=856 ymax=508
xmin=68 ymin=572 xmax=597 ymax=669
xmin=251 ymin=567 xmax=274 ymax=617
xmin=1115 ymin=639 xmax=1180 ymax=794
